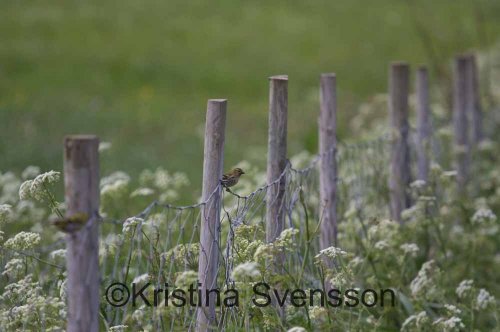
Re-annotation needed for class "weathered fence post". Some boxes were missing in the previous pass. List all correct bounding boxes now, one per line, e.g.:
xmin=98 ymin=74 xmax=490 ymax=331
xmin=197 ymin=99 xmax=227 ymax=332
xmin=466 ymin=54 xmax=484 ymax=145
xmin=416 ymin=66 xmax=431 ymax=182
xmin=453 ymin=56 xmax=470 ymax=190
xmin=266 ymin=76 xmax=288 ymax=246
xmin=388 ymin=62 xmax=411 ymax=223
xmin=319 ymin=73 xmax=338 ymax=249
xmin=64 ymin=135 xmax=100 ymax=332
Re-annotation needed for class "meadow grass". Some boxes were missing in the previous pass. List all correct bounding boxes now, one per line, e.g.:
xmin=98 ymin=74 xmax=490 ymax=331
xmin=1 ymin=0 xmax=500 ymax=201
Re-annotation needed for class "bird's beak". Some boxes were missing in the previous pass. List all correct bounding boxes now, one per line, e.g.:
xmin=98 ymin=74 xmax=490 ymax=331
xmin=241 ymin=171 xmax=245 ymax=174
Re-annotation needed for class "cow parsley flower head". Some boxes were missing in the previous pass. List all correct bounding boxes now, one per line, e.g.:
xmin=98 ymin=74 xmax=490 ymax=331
xmin=18 ymin=171 xmax=60 ymax=201
xmin=433 ymin=316 xmax=465 ymax=331
xmin=475 ymin=288 xmax=495 ymax=309
xmin=410 ymin=180 xmax=426 ymax=190
xmin=2 ymin=258 xmax=25 ymax=278
xmin=19 ymin=180 xmax=32 ymax=200
xmin=130 ymin=187 xmax=155 ymax=198
xmin=175 ymin=270 xmax=198 ymax=289
xmin=0 ymin=204 xmax=12 ymax=224
xmin=471 ymin=208 xmax=497 ymax=224
xmin=315 ymin=246 xmax=348 ymax=260
xmin=4 ymin=231 xmax=41 ymax=250
xmin=98 ymin=141 xmax=112 ymax=152
xmin=456 ymin=280 xmax=474 ymax=299
xmin=444 ymin=304 xmax=461 ymax=315
xmin=287 ymin=327 xmax=307 ymax=332
xmin=122 ymin=217 xmax=143 ymax=235
xmin=253 ymin=243 xmax=274 ymax=262
xmin=232 ymin=262 xmax=260 ymax=281
xmin=308 ymin=306 xmax=327 ymax=320
xmin=401 ymin=311 xmax=429 ymax=330
xmin=410 ymin=260 xmax=438 ymax=298
xmin=132 ymin=273 xmax=150 ymax=284
xmin=109 ymin=326 xmax=128 ymax=332
xmin=400 ymin=243 xmax=419 ymax=257
xmin=30 ymin=171 xmax=60 ymax=200
xmin=374 ymin=240 xmax=389 ymax=250
xmin=50 ymin=249 xmax=67 ymax=260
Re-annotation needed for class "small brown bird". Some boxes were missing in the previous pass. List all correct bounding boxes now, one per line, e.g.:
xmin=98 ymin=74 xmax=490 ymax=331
xmin=51 ymin=212 xmax=89 ymax=233
xmin=221 ymin=168 xmax=245 ymax=190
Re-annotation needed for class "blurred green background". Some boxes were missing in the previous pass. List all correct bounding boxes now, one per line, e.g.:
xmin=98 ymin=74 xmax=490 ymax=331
xmin=1 ymin=0 xmax=500 ymax=199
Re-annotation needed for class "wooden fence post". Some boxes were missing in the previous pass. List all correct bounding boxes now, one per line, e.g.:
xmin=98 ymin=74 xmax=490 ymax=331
xmin=64 ymin=135 xmax=100 ymax=332
xmin=453 ymin=56 xmax=470 ymax=190
xmin=466 ymin=54 xmax=484 ymax=145
xmin=266 ymin=76 xmax=288 ymax=245
xmin=197 ymin=99 xmax=227 ymax=332
xmin=319 ymin=73 xmax=338 ymax=249
xmin=416 ymin=66 xmax=431 ymax=182
xmin=388 ymin=62 xmax=411 ymax=223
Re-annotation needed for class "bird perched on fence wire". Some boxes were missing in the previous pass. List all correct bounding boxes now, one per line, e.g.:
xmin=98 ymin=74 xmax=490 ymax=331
xmin=221 ymin=168 xmax=245 ymax=191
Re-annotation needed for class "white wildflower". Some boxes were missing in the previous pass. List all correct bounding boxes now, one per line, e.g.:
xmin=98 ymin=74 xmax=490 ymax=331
xmin=274 ymin=228 xmax=299 ymax=248
xmin=287 ymin=327 xmax=307 ymax=332
xmin=175 ymin=270 xmax=198 ymax=288
xmin=374 ymin=240 xmax=389 ymax=250
xmin=19 ymin=180 xmax=33 ymax=200
xmin=132 ymin=273 xmax=150 ymax=284
xmin=433 ymin=316 xmax=465 ymax=331
xmin=315 ymin=246 xmax=348 ymax=260
xmin=50 ymin=249 xmax=67 ymax=260
xmin=290 ymin=151 xmax=313 ymax=169
xmin=132 ymin=305 xmax=145 ymax=322
xmin=232 ymin=262 xmax=261 ymax=281
xmin=442 ymin=170 xmax=458 ymax=178
xmin=475 ymin=288 xmax=495 ymax=309
xmin=456 ymin=280 xmax=474 ymax=299
xmin=109 ymin=326 xmax=128 ymax=332
xmin=410 ymin=180 xmax=426 ymax=189
xmin=0 ymin=204 xmax=12 ymax=224
xmin=122 ymin=217 xmax=142 ymax=235
xmin=368 ymin=219 xmax=398 ymax=240
xmin=348 ymin=256 xmax=364 ymax=268
xmin=21 ymin=166 xmax=41 ymax=180
xmin=58 ymin=278 xmax=67 ymax=299
xmin=410 ymin=260 xmax=437 ymax=297
xmin=444 ymin=304 xmax=461 ymax=315
xmin=478 ymin=139 xmax=495 ymax=152
xmin=101 ymin=171 xmax=130 ymax=188
xmin=171 ymin=172 xmax=190 ymax=188
xmin=308 ymin=306 xmax=327 ymax=320
xmin=30 ymin=171 xmax=61 ymax=201
xmin=400 ymin=243 xmax=419 ymax=257
xmin=4 ymin=231 xmax=41 ymax=250
xmin=471 ymin=208 xmax=497 ymax=224
xmin=98 ymin=141 xmax=112 ymax=152
xmin=130 ymin=187 xmax=155 ymax=198
xmin=401 ymin=311 xmax=429 ymax=331
xmin=2 ymin=258 xmax=25 ymax=278
xmin=101 ymin=180 xmax=128 ymax=197
xmin=253 ymin=243 xmax=274 ymax=262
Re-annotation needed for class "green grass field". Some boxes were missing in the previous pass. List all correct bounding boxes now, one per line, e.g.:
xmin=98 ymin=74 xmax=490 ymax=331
xmin=1 ymin=0 xmax=500 ymax=201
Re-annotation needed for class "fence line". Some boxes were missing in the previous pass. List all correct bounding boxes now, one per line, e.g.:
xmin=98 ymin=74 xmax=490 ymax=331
xmin=63 ymin=136 xmax=100 ymax=332
xmin=453 ymin=55 xmax=470 ymax=192
xmin=0 ymin=54 xmax=492 ymax=331
xmin=388 ymin=62 xmax=412 ymax=223
xmin=318 ymin=73 xmax=338 ymax=249
xmin=416 ymin=66 xmax=431 ymax=182
xmin=196 ymin=99 xmax=227 ymax=331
